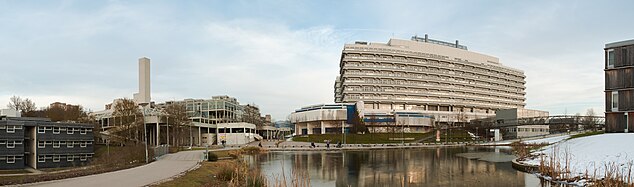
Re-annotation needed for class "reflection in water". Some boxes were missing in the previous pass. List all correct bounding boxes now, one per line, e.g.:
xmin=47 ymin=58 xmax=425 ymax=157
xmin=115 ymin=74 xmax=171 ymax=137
xmin=253 ymin=147 xmax=552 ymax=187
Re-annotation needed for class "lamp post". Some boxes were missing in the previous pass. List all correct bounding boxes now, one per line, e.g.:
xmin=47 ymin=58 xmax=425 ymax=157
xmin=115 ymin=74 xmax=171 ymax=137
xmin=141 ymin=105 xmax=149 ymax=163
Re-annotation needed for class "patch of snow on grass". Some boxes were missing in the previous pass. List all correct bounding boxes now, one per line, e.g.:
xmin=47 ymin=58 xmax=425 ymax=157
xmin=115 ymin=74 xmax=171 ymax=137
xmin=521 ymin=133 xmax=634 ymax=183
xmin=522 ymin=135 xmax=570 ymax=144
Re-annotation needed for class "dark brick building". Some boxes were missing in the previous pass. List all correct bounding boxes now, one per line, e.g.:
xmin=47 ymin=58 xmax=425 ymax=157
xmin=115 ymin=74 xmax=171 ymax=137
xmin=0 ymin=117 xmax=94 ymax=170
xmin=605 ymin=39 xmax=634 ymax=132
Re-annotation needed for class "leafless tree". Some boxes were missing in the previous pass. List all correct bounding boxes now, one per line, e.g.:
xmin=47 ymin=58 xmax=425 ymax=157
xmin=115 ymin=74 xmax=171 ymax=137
xmin=7 ymin=96 xmax=37 ymax=116
xmin=583 ymin=108 xmax=598 ymax=131
xmin=164 ymin=102 xmax=189 ymax=150
xmin=112 ymin=98 xmax=142 ymax=144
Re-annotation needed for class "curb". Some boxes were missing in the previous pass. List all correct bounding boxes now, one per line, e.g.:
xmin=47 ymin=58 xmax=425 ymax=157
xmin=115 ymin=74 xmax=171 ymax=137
xmin=511 ymin=158 xmax=539 ymax=173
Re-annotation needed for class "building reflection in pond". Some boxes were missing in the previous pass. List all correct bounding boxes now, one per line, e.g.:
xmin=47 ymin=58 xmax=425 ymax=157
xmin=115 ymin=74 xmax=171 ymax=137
xmin=255 ymin=147 xmax=541 ymax=187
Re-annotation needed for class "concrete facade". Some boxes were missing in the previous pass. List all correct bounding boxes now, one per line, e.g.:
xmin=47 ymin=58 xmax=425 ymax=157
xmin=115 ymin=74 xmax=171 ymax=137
xmin=216 ymin=123 xmax=258 ymax=145
xmin=134 ymin=57 xmax=151 ymax=104
xmin=335 ymin=35 xmax=526 ymax=125
xmin=497 ymin=108 xmax=549 ymax=139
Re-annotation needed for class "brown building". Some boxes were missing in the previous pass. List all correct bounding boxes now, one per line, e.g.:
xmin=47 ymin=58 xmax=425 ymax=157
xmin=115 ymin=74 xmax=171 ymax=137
xmin=605 ymin=39 xmax=634 ymax=132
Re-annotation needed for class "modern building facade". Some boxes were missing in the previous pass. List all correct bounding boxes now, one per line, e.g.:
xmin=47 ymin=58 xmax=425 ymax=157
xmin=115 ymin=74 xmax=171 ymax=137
xmin=335 ymin=35 xmax=526 ymax=124
xmin=0 ymin=116 xmax=94 ymax=170
xmin=290 ymin=102 xmax=435 ymax=135
xmin=497 ymin=108 xmax=549 ymax=139
xmin=605 ymin=39 xmax=634 ymax=133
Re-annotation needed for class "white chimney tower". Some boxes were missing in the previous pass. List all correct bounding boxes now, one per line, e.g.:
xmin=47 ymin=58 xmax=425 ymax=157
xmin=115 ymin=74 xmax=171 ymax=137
xmin=134 ymin=57 xmax=151 ymax=104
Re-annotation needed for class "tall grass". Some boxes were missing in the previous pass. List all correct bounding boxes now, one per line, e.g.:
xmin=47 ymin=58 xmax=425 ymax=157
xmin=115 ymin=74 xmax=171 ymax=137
xmin=536 ymin=145 xmax=634 ymax=186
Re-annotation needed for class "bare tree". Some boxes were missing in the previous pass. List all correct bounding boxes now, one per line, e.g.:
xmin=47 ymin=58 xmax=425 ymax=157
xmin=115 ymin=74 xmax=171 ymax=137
xmin=583 ymin=108 xmax=597 ymax=131
xmin=21 ymin=98 xmax=36 ymax=116
xmin=164 ymin=102 xmax=189 ymax=150
xmin=7 ymin=96 xmax=38 ymax=117
xmin=112 ymin=98 xmax=142 ymax=144
xmin=7 ymin=95 xmax=22 ymax=111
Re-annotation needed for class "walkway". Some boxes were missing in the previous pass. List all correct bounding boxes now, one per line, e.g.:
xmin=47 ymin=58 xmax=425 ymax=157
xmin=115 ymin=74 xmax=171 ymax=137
xmin=23 ymin=150 xmax=204 ymax=187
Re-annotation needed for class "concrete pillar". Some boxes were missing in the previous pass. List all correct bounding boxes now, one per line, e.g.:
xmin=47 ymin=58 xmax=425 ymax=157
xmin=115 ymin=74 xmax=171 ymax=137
xmin=156 ymin=121 xmax=160 ymax=146
xmin=307 ymin=122 xmax=312 ymax=134
xmin=341 ymin=121 xmax=345 ymax=133
xmin=320 ymin=121 xmax=325 ymax=134
xmin=198 ymin=126 xmax=201 ymax=146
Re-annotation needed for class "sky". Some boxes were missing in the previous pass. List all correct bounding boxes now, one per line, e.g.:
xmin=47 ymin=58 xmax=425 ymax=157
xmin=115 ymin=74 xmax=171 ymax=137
xmin=1 ymin=0 xmax=633 ymax=120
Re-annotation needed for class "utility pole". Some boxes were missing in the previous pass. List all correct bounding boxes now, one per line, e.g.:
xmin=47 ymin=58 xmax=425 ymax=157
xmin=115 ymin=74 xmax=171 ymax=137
xmin=141 ymin=106 xmax=148 ymax=163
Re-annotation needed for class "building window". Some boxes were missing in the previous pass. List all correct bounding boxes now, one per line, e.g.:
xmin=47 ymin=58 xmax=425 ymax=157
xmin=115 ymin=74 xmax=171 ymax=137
xmin=38 ymin=155 xmax=46 ymax=163
xmin=608 ymin=49 xmax=615 ymax=68
xmin=67 ymin=141 xmax=74 ymax=148
xmin=67 ymin=128 xmax=74 ymax=134
xmin=80 ymin=142 xmax=87 ymax=148
xmin=38 ymin=127 xmax=46 ymax=134
xmin=7 ymin=141 xmax=15 ymax=149
xmin=7 ymin=156 xmax=15 ymax=164
xmin=53 ymin=155 xmax=60 ymax=162
xmin=53 ymin=141 xmax=60 ymax=148
xmin=80 ymin=128 xmax=87 ymax=134
xmin=6 ymin=126 xmax=15 ymax=133
xmin=67 ymin=155 xmax=74 ymax=162
xmin=612 ymin=91 xmax=619 ymax=111
xmin=53 ymin=127 xmax=60 ymax=134
xmin=38 ymin=141 xmax=45 ymax=148
xmin=80 ymin=155 xmax=87 ymax=161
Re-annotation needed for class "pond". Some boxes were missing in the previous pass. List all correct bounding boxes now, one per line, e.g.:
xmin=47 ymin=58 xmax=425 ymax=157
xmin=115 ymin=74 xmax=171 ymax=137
xmin=248 ymin=147 xmax=556 ymax=187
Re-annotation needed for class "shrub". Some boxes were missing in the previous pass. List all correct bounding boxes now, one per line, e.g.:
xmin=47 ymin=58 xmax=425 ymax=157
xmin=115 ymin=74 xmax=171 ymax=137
xmin=207 ymin=152 xmax=218 ymax=162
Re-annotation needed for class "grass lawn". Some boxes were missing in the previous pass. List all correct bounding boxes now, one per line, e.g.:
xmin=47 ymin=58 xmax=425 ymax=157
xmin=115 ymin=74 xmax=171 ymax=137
xmin=154 ymin=160 xmax=234 ymax=187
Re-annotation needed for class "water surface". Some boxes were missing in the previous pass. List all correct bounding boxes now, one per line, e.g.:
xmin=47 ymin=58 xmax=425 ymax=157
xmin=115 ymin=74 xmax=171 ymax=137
xmin=250 ymin=147 xmax=552 ymax=187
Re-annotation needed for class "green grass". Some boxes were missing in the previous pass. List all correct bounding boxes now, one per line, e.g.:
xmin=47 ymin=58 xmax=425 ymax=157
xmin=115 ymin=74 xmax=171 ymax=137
xmin=292 ymin=132 xmax=433 ymax=144
xmin=568 ymin=130 xmax=605 ymax=140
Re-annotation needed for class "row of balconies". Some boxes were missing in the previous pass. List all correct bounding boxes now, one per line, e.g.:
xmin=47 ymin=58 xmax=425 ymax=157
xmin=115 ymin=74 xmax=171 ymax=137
xmin=341 ymin=49 xmax=525 ymax=78
xmin=342 ymin=89 xmax=524 ymax=106
xmin=342 ymin=87 xmax=524 ymax=104
xmin=342 ymin=59 xmax=525 ymax=85
xmin=343 ymin=47 xmax=525 ymax=76
xmin=342 ymin=66 xmax=525 ymax=91
xmin=342 ymin=60 xmax=526 ymax=85
xmin=339 ymin=80 xmax=525 ymax=100
xmin=341 ymin=73 xmax=524 ymax=94
xmin=342 ymin=95 xmax=522 ymax=109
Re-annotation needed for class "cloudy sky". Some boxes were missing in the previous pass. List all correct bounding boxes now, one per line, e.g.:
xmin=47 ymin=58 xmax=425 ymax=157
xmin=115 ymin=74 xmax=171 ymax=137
xmin=1 ymin=0 xmax=632 ymax=120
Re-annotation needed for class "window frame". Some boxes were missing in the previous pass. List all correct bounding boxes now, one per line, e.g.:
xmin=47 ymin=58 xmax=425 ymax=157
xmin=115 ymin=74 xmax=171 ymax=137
xmin=7 ymin=141 xmax=15 ymax=148
xmin=67 ymin=141 xmax=74 ymax=148
xmin=38 ymin=126 xmax=46 ymax=134
xmin=607 ymin=49 xmax=615 ymax=68
xmin=53 ymin=127 xmax=60 ymax=134
xmin=53 ymin=141 xmax=60 ymax=148
xmin=38 ymin=141 xmax=45 ymax=148
xmin=53 ymin=155 xmax=60 ymax=162
xmin=38 ymin=155 xmax=46 ymax=163
xmin=6 ymin=156 xmax=15 ymax=164
xmin=612 ymin=91 xmax=619 ymax=111
xmin=67 ymin=155 xmax=74 ymax=162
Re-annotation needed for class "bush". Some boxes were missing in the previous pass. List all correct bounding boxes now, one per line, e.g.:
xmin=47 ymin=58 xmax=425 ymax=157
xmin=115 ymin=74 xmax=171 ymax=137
xmin=207 ymin=152 xmax=218 ymax=162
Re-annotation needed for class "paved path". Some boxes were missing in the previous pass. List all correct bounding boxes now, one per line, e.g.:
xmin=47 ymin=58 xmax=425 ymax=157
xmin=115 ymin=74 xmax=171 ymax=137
xmin=23 ymin=150 xmax=204 ymax=187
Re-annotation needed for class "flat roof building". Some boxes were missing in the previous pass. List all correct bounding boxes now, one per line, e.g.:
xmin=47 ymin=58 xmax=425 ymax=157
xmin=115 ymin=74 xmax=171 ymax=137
xmin=0 ymin=116 xmax=94 ymax=170
xmin=605 ymin=39 xmax=634 ymax=133
xmin=335 ymin=35 xmax=526 ymax=125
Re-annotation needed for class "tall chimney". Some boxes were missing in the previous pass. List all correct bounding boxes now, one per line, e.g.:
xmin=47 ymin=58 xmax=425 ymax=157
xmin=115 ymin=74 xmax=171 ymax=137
xmin=455 ymin=40 xmax=459 ymax=47
xmin=424 ymin=34 xmax=428 ymax=42
xmin=135 ymin=57 xmax=151 ymax=104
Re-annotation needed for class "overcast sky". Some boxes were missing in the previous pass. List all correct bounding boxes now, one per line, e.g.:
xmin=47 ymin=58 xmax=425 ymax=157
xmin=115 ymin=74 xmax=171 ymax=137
xmin=1 ymin=0 xmax=633 ymax=120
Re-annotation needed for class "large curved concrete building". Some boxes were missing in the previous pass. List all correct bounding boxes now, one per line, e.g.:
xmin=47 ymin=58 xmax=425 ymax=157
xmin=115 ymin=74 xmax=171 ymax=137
xmin=334 ymin=35 xmax=526 ymax=124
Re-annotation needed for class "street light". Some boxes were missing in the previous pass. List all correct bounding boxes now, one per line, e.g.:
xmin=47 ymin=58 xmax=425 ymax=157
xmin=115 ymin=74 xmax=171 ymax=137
xmin=140 ymin=105 xmax=149 ymax=164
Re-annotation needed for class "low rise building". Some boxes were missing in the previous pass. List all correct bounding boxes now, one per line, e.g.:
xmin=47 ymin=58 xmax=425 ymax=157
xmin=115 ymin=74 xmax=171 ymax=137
xmin=0 ymin=116 xmax=94 ymax=170
xmin=497 ymin=108 xmax=549 ymax=139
